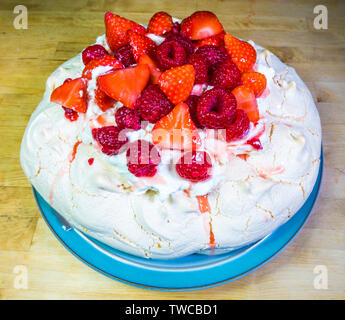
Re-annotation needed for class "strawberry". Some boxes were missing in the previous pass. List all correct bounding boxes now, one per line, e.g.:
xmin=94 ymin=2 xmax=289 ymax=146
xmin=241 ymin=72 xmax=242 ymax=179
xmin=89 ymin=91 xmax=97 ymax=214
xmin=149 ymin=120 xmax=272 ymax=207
xmin=51 ymin=77 xmax=87 ymax=113
xmin=147 ymin=12 xmax=173 ymax=36
xmin=158 ymin=64 xmax=195 ymax=105
xmin=241 ymin=72 xmax=267 ymax=97
xmin=97 ymin=64 xmax=150 ymax=108
xmin=138 ymin=54 xmax=162 ymax=84
xmin=94 ymin=88 xmax=116 ymax=112
xmin=152 ymin=102 xmax=201 ymax=150
xmin=224 ymin=34 xmax=257 ymax=72
xmin=127 ymin=30 xmax=157 ymax=61
xmin=232 ymin=85 xmax=259 ymax=122
xmin=82 ymin=55 xmax=123 ymax=80
xmin=181 ymin=11 xmax=224 ymax=40
xmin=194 ymin=31 xmax=225 ymax=49
xmin=105 ymin=11 xmax=146 ymax=52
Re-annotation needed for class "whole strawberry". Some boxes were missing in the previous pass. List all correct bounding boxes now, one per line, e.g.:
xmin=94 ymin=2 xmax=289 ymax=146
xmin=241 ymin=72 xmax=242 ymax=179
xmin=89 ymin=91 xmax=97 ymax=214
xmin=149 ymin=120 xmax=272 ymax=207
xmin=181 ymin=11 xmax=224 ymax=40
xmin=105 ymin=11 xmax=146 ymax=52
xmin=147 ymin=12 xmax=173 ymax=36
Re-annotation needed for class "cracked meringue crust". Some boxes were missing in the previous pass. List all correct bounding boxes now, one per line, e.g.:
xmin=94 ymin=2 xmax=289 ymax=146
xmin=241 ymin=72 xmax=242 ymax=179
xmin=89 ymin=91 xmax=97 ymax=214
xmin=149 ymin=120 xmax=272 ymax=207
xmin=20 ymin=34 xmax=321 ymax=259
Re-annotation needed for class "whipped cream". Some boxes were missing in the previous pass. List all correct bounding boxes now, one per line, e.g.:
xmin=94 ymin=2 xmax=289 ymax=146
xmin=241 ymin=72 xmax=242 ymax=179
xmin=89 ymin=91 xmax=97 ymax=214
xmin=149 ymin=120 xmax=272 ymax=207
xmin=20 ymin=33 xmax=321 ymax=259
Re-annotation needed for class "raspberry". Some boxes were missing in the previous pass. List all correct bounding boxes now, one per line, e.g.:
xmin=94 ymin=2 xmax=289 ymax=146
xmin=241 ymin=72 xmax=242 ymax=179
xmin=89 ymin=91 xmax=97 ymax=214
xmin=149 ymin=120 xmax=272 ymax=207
xmin=197 ymin=87 xmax=237 ymax=129
xmin=62 ymin=107 xmax=79 ymax=122
xmin=187 ymin=53 xmax=208 ymax=84
xmin=195 ymin=45 xmax=229 ymax=67
xmin=82 ymin=45 xmax=108 ymax=65
xmin=184 ymin=95 xmax=203 ymax=128
xmin=113 ymin=44 xmax=136 ymax=67
xmin=176 ymin=151 xmax=212 ymax=182
xmin=210 ymin=59 xmax=242 ymax=89
xmin=126 ymin=140 xmax=161 ymax=177
xmin=164 ymin=32 xmax=194 ymax=57
xmin=92 ymin=126 xmax=128 ymax=156
xmin=156 ymin=39 xmax=188 ymax=70
xmin=170 ymin=22 xmax=180 ymax=34
xmin=135 ymin=84 xmax=173 ymax=123
xmin=115 ymin=106 xmax=141 ymax=130
xmin=226 ymin=109 xmax=250 ymax=142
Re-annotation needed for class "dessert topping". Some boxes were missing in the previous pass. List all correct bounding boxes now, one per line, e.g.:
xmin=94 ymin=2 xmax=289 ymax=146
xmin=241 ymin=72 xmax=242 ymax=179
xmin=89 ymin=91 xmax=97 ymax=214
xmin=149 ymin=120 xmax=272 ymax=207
xmin=176 ymin=151 xmax=212 ymax=182
xmin=197 ymin=87 xmax=237 ymax=129
xmin=225 ymin=109 xmax=250 ymax=142
xmin=152 ymin=102 xmax=201 ymax=150
xmin=126 ymin=140 xmax=161 ymax=177
xmin=241 ymin=72 xmax=267 ymax=97
xmin=147 ymin=12 xmax=173 ymax=36
xmin=180 ymin=11 xmax=224 ymax=40
xmin=51 ymin=77 xmax=87 ymax=113
xmin=158 ymin=64 xmax=195 ymax=105
xmin=94 ymin=88 xmax=116 ymax=112
xmin=113 ymin=44 xmax=136 ymax=67
xmin=105 ymin=11 xmax=146 ymax=51
xmin=92 ymin=126 xmax=128 ymax=156
xmin=127 ymin=30 xmax=157 ymax=61
xmin=82 ymin=44 xmax=108 ymax=65
xmin=231 ymin=85 xmax=259 ymax=122
xmin=134 ymin=84 xmax=173 ymax=123
xmin=224 ymin=34 xmax=257 ymax=72
xmin=115 ymin=106 xmax=141 ymax=130
xmin=82 ymin=54 xmax=123 ymax=80
xmin=97 ymin=64 xmax=150 ymax=108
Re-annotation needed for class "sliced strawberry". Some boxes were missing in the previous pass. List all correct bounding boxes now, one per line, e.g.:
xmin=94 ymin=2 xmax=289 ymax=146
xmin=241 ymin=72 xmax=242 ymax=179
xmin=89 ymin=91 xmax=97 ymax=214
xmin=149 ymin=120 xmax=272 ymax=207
xmin=97 ymin=64 xmax=150 ymax=109
xmin=241 ymin=72 xmax=267 ymax=97
xmin=152 ymin=102 xmax=201 ymax=150
xmin=82 ymin=54 xmax=123 ymax=80
xmin=158 ymin=64 xmax=195 ymax=105
xmin=127 ymin=30 xmax=157 ymax=61
xmin=181 ymin=11 xmax=224 ymax=41
xmin=194 ymin=31 xmax=225 ymax=49
xmin=51 ymin=77 xmax=87 ymax=113
xmin=94 ymin=88 xmax=116 ymax=112
xmin=138 ymin=54 xmax=162 ymax=84
xmin=224 ymin=34 xmax=257 ymax=72
xmin=105 ymin=11 xmax=146 ymax=52
xmin=147 ymin=12 xmax=173 ymax=36
xmin=232 ymin=85 xmax=259 ymax=122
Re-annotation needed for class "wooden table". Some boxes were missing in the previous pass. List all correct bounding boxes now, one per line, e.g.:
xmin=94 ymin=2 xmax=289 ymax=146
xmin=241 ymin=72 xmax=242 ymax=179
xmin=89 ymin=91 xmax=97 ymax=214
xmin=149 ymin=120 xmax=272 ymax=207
xmin=0 ymin=0 xmax=344 ymax=299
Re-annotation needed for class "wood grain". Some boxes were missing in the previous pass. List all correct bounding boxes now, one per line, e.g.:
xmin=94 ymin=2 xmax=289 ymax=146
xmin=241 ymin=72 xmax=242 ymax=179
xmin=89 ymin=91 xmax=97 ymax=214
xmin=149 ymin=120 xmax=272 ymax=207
xmin=0 ymin=0 xmax=344 ymax=299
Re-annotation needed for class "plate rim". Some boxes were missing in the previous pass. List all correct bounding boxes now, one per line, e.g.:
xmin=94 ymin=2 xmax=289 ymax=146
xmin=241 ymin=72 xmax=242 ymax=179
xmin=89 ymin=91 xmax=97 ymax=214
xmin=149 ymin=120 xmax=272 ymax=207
xmin=32 ymin=148 xmax=323 ymax=291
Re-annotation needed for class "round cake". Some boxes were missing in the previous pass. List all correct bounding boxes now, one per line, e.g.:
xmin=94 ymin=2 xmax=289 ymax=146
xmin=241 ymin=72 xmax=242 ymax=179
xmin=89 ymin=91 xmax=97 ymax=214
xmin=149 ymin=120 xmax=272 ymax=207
xmin=21 ymin=11 xmax=321 ymax=259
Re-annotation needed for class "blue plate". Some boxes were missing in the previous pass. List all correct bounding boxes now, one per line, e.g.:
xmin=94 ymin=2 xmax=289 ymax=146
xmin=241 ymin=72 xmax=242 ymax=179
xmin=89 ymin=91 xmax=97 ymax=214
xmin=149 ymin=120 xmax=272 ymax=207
xmin=32 ymin=148 xmax=323 ymax=291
